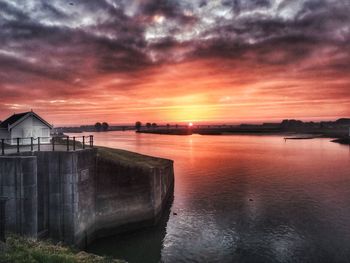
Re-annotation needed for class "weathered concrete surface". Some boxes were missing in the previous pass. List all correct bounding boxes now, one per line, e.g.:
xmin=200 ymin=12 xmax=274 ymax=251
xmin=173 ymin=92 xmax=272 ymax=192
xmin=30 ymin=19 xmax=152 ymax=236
xmin=0 ymin=156 xmax=37 ymax=237
xmin=34 ymin=149 xmax=97 ymax=245
xmin=91 ymin=148 xmax=174 ymax=245
xmin=0 ymin=147 xmax=174 ymax=248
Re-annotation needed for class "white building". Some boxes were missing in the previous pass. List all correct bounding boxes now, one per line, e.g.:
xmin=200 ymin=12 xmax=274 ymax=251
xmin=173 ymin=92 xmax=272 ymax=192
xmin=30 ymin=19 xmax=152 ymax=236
xmin=0 ymin=111 xmax=53 ymax=145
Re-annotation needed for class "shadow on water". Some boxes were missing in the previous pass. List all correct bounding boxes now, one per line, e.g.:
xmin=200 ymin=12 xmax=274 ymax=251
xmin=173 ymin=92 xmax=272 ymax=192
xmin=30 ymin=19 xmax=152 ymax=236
xmin=87 ymin=195 xmax=174 ymax=263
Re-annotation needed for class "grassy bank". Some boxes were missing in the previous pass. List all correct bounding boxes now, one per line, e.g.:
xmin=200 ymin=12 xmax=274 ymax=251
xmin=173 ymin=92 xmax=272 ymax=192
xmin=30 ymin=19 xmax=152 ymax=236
xmin=0 ymin=235 xmax=125 ymax=263
xmin=97 ymin=146 xmax=172 ymax=169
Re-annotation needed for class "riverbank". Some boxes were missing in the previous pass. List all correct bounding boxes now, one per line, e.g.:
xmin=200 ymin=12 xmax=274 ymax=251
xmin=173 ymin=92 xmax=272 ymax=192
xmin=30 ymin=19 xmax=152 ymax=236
xmin=136 ymin=128 xmax=349 ymax=137
xmin=136 ymin=125 xmax=350 ymax=144
xmin=331 ymin=137 xmax=350 ymax=145
xmin=136 ymin=118 xmax=350 ymax=139
xmin=0 ymin=235 xmax=125 ymax=263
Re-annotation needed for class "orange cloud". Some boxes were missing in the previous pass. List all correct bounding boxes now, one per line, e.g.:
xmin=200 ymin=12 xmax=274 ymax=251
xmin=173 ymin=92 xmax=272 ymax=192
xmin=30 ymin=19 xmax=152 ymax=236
xmin=1 ymin=57 xmax=349 ymax=125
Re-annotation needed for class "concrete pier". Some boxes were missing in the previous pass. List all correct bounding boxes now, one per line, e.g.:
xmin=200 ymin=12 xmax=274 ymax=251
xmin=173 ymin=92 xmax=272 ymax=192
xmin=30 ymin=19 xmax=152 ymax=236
xmin=0 ymin=147 xmax=174 ymax=247
xmin=0 ymin=156 xmax=37 ymax=237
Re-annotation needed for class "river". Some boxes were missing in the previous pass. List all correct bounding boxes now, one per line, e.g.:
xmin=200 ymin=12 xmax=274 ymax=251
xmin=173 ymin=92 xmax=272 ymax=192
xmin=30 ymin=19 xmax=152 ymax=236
xmin=84 ymin=131 xmax=350 ymax=263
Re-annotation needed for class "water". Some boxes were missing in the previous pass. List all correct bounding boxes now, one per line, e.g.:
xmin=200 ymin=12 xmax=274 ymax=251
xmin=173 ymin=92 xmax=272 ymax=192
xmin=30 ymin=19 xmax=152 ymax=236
xmin=85 ymin=131 xmax=350 ymax=263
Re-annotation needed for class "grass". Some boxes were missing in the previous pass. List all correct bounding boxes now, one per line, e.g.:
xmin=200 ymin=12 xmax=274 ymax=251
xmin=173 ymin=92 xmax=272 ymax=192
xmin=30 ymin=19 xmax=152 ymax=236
xmin=97 ymin=146 xmax=172 ymax=169
xmin=0 ymin=235 xmax=125 ymax=263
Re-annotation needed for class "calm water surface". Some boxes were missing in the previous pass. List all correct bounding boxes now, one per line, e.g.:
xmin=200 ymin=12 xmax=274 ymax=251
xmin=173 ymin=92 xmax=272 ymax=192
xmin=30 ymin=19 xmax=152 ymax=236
xmin=86 ymin=131 xmax=350 ymax=263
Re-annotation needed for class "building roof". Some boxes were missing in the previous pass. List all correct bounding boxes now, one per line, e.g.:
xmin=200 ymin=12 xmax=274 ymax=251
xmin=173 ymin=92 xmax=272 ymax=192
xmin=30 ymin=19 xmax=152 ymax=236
xmin=0 ymin=111 xmax=52 ymax=129
xmin=0 ymin=112 xmax=30 ymax=128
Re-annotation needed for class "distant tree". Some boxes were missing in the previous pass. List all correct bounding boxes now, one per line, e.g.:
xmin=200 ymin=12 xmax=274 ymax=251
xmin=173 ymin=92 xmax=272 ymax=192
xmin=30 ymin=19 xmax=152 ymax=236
xmin=135 ymin=121 xmax=142 ymax=131
xmin=175 ymin=124 xmax=178 ymax=128
xmin=94 ymin=122 xmax=102 ymax=131
xmin=166 ymin=124 xmax=170 ymax=129
xmin=146 ymin=122 xmax=152 ymax=129
xmin=151 ymin=123 xmax=157 ymax=128
xmin=102 ymin=122 xmax=109 ymax=131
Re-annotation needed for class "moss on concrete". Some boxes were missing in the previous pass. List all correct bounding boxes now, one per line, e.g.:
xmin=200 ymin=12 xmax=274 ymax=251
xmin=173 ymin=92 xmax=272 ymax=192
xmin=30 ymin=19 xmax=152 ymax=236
xmin=0 ymin=235 xmax=125 ymax=263
xmin=96 ymin=147 xmax=172 ymax=169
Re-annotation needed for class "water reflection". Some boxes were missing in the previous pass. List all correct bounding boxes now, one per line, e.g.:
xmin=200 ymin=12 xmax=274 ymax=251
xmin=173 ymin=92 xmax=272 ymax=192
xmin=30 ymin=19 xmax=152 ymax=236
xmin=84 ymin=132 xmax=350 ymax=263
xmin=88 ymin=195 xmax=174 ymax=263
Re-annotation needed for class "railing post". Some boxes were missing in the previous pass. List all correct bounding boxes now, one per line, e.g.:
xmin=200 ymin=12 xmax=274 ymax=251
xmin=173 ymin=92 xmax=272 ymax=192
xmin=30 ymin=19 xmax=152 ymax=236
xmin=38 ymin=137 xmax=40 ymax=152
xmin=31 ymin=137 xmax=33 ymax=151
xmin=1 ymin=139 xmax=4 ymax=155
xmin=66 ymin=136 xmax=69 ymax=152
xmin=16 ymin=138 xmax=20 ymax=153
xmin=52 ymin=137 xmax=55 ymax=152
xmin=73 ymin=137 xmax=76 ymax=151
xmin=82 ymin=136 xmax=85 ymax=149
xmin=89 ymin=135 xmax=93 ymax=148
xmin=0 ymin=197 xmax=7 ymax=242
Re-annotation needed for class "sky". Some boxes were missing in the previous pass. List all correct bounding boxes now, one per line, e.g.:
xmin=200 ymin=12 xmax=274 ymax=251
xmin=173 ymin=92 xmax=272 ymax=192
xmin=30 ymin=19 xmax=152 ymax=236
xmin=0 ymin=0 xmax=349 ymax=125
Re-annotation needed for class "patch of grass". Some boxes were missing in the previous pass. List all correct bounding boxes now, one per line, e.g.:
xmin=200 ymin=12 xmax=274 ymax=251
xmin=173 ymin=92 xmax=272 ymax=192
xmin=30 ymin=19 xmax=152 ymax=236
xmin=0 ymin=235 xmax=124 ymax=263
xmin=97 ymin=147 xmax=172 ymax=169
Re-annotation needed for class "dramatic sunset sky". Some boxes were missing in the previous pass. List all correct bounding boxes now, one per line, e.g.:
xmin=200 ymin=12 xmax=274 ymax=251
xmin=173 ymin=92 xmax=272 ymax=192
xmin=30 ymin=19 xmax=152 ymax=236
xmin=0 ymin=0 xmax=349 ymax=125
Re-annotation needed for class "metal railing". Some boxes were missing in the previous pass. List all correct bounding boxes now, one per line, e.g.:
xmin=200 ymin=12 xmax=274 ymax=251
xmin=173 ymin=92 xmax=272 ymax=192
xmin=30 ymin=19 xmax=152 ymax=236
xmin=0 ymin=135 xmax=94 ymax=155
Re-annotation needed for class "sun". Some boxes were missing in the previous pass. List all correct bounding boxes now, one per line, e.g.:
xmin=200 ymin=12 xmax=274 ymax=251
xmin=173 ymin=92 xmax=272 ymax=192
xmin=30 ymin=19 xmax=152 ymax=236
xmin=188 ymin=122 xmax=193 ymax=127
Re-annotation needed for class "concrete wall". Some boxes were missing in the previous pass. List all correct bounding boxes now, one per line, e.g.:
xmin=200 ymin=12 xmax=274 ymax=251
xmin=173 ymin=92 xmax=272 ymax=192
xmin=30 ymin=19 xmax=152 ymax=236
xmin=75 ymin=150 xmax=174 ymax=247
xmin=0 ymin=156 xmax=38 ymax=237
xmin=71 ymin=149 xmax=97 ymax=247
xmin=28 ymin=149 xmax=97 ymax=244
xmin=0 ymin=148 xmax=174 ymax=248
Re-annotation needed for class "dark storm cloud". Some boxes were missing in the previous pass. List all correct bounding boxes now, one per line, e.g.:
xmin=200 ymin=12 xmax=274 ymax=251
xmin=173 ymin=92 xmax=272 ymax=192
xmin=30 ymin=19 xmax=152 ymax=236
xmin=185 ymin=0 xmax=350 ymax=70
xmin=0 ymin=0 xmax=349 ymax=85
xmin=0 ymin=0 xmax=152 ymax=85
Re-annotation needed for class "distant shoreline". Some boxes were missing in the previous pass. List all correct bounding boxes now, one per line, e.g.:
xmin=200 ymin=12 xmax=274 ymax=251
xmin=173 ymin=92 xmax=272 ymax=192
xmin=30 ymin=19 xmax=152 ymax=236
xmin=331 ymin=137 xmax=350 ymax=145
xmin=136 ymin=128 xmax=350 ymax=145
xmin=57 ymin=118 xmax=350 ymax=145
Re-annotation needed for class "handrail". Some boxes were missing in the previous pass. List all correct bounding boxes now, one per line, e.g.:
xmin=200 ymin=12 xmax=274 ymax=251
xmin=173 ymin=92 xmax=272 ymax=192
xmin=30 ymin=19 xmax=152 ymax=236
xmin=0 ymin=135 xmax=94 ymax=155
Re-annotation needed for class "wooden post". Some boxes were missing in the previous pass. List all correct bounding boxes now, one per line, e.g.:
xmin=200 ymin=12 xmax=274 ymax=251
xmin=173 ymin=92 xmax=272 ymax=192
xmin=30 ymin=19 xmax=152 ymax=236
xmin=73 ymin=137 xmax=76 ymax=151
xmin=31 ymin=137 xmax=33 ymax=151
xmin=16 ymin=138 xmax=20 ymax=153
xmin=82 ymin=136 xmax=85 ymax=149
xmin=52 ymin=137 xmax=55 ymax=152
xmin=1 ymin=139 xmax=4 ymax=155
xmin=66 ymin=136 xmax=69 ymax=152
xmin=38 ymin=137 xmax=40 ymax=152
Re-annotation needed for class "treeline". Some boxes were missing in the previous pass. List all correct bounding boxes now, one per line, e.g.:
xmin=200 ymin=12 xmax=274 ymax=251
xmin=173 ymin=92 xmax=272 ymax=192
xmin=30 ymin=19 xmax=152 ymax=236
xmin=94 ymin=122 xmax=109 ymax=131
xmin=135 ymin=121 xmax=179 ymax=131
xmin=135 ymin=121 xmax=157 ymax=130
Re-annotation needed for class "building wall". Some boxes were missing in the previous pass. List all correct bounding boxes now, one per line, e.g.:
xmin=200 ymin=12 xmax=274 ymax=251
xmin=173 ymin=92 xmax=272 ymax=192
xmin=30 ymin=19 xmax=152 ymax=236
xmin=10 ymin=115 xmax=51 ymax=145
xmin=0 ymin=129 xmax=9 ymax=140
